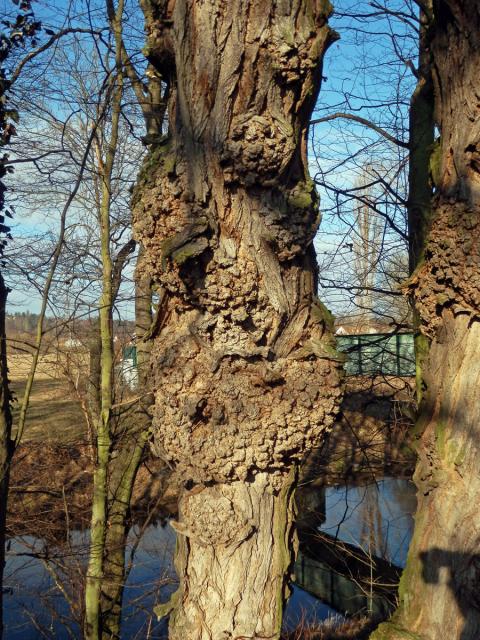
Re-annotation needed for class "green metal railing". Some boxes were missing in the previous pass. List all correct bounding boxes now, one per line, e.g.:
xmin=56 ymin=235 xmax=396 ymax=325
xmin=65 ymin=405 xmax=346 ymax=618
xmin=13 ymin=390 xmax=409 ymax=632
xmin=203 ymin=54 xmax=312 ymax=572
xmin=336 ymin=333 xmax=415 ymax=377
xmin=122 ymin=333 xmax=416 ymax=378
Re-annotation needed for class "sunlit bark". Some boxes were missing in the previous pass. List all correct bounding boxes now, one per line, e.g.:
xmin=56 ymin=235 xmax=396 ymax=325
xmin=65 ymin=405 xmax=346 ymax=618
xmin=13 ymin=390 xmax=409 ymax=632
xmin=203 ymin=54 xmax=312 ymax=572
xmin=134 ymin=1 xmax=342 ymax=636
xmin=372 ymin=2 xmax=480 ymax=639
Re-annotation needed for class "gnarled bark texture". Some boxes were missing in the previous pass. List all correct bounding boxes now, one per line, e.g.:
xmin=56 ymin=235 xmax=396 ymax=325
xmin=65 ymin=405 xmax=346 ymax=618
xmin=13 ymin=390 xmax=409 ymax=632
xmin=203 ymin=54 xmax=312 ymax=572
xmin=407 ymin=1 xmax=434 ymax=402
xmin=371 ymin=2 xmax=480 ymax=639
xmin=133 ymin=1 xmax=342 ymax=637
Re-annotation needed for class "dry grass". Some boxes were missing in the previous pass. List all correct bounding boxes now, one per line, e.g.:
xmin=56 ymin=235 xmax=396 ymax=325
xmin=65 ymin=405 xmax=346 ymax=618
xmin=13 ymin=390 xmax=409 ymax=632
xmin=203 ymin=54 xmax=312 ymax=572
xmin=282 ymin=616 xmax=378 ymax=639
xmin=9 ymin=352 xmax=87 ymax=443
xmin=8 ymin=351 xmax=88 ymax=382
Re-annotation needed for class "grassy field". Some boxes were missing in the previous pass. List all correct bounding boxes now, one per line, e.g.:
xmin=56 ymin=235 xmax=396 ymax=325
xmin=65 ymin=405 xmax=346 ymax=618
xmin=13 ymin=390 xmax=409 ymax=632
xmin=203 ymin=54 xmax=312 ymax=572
xmin=9 ymin=352 xmax=87 ymax=443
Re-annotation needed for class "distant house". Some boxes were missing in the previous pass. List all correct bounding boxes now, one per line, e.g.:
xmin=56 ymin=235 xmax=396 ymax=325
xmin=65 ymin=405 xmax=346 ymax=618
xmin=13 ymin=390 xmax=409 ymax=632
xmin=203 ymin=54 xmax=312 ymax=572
xmin=64 ymin=337 xmax=83 ymax=349
xmin=334 ymin=318 xmax=395 ymax=335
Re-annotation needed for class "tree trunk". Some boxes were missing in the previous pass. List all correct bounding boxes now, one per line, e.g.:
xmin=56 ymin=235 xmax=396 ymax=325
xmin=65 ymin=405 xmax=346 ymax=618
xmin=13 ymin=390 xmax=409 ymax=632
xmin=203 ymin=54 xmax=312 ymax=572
xmin=134 ymin=1 xmax=342 ymax=636
xmin=133 ymin=244 xmax=153 ymax=386
xmin=100 ymin=431 xmax=149 ymax=640
xmin=0 ymin=274 xmax=12 ymax=639
xmin=407 ymin=3 xmax=433 ymax=277
xmin=371 ymin=3 xmax=480 ymax=639
xmin=100 ymin=258 xmax=153 ymax=640
xmin=165 ymin=471 xmax=297 ymax=639
xmin=88 ymin=322 xmax=102 ymax=419
xmin=84 ymin=4 xmax=128 ymax=636
xmin=407 ymin=1 xmax=434 ymax=402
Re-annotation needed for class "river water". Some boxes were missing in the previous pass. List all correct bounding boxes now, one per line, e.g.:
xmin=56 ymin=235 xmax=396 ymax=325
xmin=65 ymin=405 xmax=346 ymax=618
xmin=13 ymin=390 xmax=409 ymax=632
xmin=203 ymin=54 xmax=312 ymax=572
xmin=4 ymin=477 xmax=416 ymax=639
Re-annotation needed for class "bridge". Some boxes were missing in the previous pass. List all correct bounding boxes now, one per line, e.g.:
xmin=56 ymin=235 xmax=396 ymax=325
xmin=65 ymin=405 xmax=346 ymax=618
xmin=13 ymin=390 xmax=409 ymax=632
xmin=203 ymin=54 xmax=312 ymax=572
xmin=293 ymin=485 xmax=403 ymax=618
xmin=294 ymin=524 xmax=402 ymax=618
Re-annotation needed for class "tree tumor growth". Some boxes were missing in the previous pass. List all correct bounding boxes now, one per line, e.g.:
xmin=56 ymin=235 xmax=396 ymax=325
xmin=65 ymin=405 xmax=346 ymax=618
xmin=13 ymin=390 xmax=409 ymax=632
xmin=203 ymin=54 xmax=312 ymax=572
xmin=133 ymin=0 xmax=342 ymax=636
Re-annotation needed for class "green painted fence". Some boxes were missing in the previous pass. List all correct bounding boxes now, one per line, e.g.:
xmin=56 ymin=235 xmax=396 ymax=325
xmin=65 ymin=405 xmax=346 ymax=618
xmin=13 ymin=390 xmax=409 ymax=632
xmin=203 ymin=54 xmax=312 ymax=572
xmin=122 ymin=345 xmax=137 ymax=367
xmin=121 ymin=334 xmax=416 ymax=378
xmin=336 ymin=333 xmax=415 ymax=377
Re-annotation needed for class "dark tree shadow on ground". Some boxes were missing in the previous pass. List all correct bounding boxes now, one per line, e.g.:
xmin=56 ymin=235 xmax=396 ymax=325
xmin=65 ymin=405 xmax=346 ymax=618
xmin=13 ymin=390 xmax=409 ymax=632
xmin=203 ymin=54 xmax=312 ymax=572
xmin=301 ymin=377 xmax=416 ymax=486
xmin=420 ymin=548 xmax=480 ymax=640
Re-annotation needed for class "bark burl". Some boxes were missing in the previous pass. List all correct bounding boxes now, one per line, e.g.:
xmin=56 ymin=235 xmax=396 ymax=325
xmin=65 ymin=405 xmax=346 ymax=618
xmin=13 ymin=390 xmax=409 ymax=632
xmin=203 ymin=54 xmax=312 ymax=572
xmin=133 ymin=1 xmax=341 ymax=637
xmin=371 ymin=2 xmax=480 ymax=639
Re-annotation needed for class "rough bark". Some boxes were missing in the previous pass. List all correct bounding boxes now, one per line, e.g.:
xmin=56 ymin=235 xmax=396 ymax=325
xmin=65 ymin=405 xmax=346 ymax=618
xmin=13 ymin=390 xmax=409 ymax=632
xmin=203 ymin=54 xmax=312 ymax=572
xmin=165 ymin=471 xmax=297 ymax=639
xmin=134 ymin=1 xmax=342 ymax=637
xmin=407 ymin=1 xmax=434 ymax=402
xmin=371 ymin=3 xmax=480 ymax=639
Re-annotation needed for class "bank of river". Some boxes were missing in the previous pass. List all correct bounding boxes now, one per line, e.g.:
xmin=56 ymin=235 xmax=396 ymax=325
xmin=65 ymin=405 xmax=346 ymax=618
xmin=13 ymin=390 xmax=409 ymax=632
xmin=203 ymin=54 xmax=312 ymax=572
xmin=5 ymin=477 xmax=416 ymax=639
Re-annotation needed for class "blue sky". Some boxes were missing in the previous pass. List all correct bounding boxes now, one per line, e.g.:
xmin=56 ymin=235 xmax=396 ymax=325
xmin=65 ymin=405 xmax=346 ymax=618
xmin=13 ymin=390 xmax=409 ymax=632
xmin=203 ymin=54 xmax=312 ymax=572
xmin=3 ymin=0 xmax=417 ymax=318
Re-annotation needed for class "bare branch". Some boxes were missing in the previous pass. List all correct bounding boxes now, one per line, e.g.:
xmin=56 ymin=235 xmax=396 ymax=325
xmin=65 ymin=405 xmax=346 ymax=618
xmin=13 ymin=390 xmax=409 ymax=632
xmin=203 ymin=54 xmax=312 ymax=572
xmin=9 ymin=28 xmax=104 ymax=87
xmin=310 ymin=112 xmax=409 ymax=149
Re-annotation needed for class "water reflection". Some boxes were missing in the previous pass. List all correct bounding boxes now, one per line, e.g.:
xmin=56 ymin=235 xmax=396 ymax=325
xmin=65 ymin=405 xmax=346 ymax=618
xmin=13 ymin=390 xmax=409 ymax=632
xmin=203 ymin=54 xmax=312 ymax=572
xmin=4 ymin=477 xmax=416 ymax=638
xmin=290 ymin=477 xmax=416 ymax=624
xmin=319 ymin=478 xmax=416 ymax=568
xmin=5 ymin=526 xmax=177 ymax=639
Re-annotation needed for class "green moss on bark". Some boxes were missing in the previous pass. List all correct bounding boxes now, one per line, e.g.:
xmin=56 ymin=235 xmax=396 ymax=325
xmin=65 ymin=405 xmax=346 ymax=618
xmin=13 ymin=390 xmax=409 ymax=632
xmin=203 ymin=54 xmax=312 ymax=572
xmin=132 ymin=139 xmax=175 ymax=206
xmin=369 ymin=621 xmax=423 ymax=640
xmin=310 ymin=297 xmax=335 ymax=330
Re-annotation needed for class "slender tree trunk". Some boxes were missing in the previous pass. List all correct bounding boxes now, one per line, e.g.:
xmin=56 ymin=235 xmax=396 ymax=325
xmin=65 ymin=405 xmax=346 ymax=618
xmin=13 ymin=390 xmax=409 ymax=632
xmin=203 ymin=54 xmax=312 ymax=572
xmin=84 ymin=139 xmax=117 ymax=639
xmin=85 ymin=45 xmax=157 ymax=634
xmin=133 ymin=244 xmax=153 ymax=385
xmin=0 ymin=274 xmax=12 ymax=640
xmin=89 ymin=261 xmax=154 ymax=640
xmin=100 ymin=430 xmax=150 ymax=640
xmin=88 ymin=323 xmax=102 ymax=418
xmin=84 ymin=3 xmax=125 ymax=633
xmin=134 ymin=1 xmax=342 ymax=636
xmin=100 ymin=255 xmax=153 ymax=640
xmin=371 ymin=3 xmax=480 ymax=639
